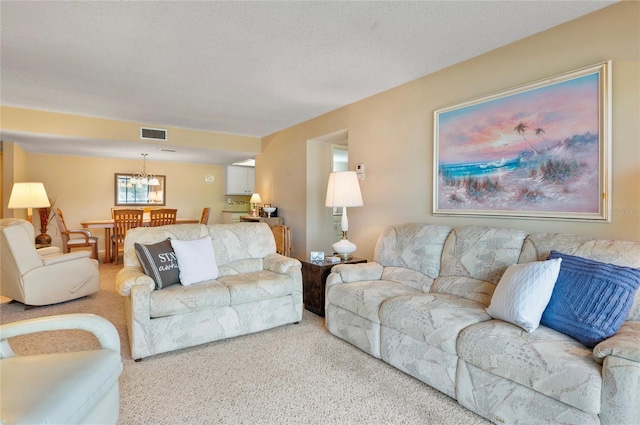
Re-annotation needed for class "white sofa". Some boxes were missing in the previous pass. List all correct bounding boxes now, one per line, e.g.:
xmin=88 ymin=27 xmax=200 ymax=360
xmin=326 ymin=223 xmax=640 ymax=425
xmin=116 ymin=222 xmax=302 ymax=360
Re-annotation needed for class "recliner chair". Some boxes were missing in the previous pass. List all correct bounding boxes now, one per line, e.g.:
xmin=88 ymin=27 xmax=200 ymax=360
xmin=0 ymin=314 xmax=123 ymax=424
xmin=0 ymin=218 xmax=100 ymax=307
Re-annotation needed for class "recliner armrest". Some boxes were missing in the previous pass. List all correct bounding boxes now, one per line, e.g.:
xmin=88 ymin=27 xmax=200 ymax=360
xmin=332 ymin=262 xmax=383 ymax=283
xmin=263 ymin=253 xmax=301 ymax=274
xmin=41 ymin=250 xmax=91 ymax=265
xmin=593 ymin=321 xmax=640 ymax=363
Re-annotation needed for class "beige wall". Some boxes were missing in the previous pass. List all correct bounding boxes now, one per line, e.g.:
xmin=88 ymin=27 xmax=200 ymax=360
xmin=260 ymin=2 xmax=640 ymax=260
xmin=6 ymin=147 xmax=226 ymax=257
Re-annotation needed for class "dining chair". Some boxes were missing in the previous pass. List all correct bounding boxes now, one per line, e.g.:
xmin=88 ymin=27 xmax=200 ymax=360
xmin=200 ymin=207 xmax=211 ymax=224
xmin=149 ymin=208 xmax=177 ymax=227
xmin=111 ymin=209 xmax=143 ymax=264
xmin=55 ymin=208 xmax=99 ymax=260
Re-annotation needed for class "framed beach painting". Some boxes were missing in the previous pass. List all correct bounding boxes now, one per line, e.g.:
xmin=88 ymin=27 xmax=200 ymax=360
xmin=433 ymin=61 xmax=611 ymax=221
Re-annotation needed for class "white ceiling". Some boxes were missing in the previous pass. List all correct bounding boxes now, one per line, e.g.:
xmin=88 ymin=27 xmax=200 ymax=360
xmin=0 ymin=1 xmax=616 ymax=165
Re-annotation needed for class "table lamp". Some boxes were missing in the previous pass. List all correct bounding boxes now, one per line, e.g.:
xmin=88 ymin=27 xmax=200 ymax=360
xmin=250 ymin=193 xmax=262 ymax=217
xmin=8 ymin=182 xmax=51 ymax=223
xmin=325 ymin=171 xmax=363 ymax=260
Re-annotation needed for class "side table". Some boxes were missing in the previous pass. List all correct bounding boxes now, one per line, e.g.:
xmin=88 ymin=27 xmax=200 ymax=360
xmin=299 ymin=257 xmax=367 ymax=317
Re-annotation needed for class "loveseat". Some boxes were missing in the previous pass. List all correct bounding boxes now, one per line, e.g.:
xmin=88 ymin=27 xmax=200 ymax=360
xmin=325 ymin=224 xmax=640 ymax=425
xmin=115 ymin=222 xmax=302 ymax=360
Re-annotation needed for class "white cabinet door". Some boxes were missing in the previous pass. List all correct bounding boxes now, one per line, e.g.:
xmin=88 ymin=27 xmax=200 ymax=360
xmin=226 ymin=166 xmax=255 ymax=195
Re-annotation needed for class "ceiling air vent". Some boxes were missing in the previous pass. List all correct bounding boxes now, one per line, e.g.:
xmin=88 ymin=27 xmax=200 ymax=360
xmin=140 ymin=127 xmax=167 ymax=141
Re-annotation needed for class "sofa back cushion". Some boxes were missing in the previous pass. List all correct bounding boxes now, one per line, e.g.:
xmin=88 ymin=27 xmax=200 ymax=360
xmin=373 ymin=223 xmax=451 ymax=291
xmin=207 ymin=223 xmax=276 ymax=271
xmin=124 ymin=223 xmax=276 ymax=278
xmin=521 ymin=233 xmax=640 ymax=321
xmin=432 ymin=226 xmax=529 ymax=306
xmin=124 ymin=224 xmax=209 ymax=268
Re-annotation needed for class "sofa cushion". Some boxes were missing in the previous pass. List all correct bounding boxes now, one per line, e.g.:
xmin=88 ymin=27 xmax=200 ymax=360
xmin=540 ymin=251 xmax=640 ymax=348
xmin=217 ymin=270 xmax=295 ymax=305
xmin=374 ymin=223 xmax=452 ymax=280
xmin=327 ymin=280 xmax=420 ymax=324
xmin=434 ymin=226 xmax=529 ymax=304
xmin=486 ymin=258 xmax=562 ymax=332
xmin=457 ymin=320 xmax=602 ymax=414
xmin=134 ymin=239 xmax=180 ymax=289
xmin=380 ymin=293 xmax=491 ymax=355
xmin=150 ymin=280 xmax=231 ymax=318
xmin=171 ymin=236 xmax=219 ymax=286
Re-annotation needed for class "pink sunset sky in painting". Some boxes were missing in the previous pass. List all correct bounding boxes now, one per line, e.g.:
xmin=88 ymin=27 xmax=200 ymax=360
xmin=437 ymin=72 xmax=599 ymax=164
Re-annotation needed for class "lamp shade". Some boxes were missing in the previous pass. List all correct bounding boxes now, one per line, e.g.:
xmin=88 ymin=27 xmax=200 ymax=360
xmin=249 ymin=193 xmax=262 ymax=204
xmin=325 ymin=171 xmax=363 ymax=208
xmin=8 ymin=182 xmax=50 ymax=209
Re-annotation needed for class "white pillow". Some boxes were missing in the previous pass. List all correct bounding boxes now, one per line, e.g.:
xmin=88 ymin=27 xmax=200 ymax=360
xmin=486 ymin=258 xmax=562 ymax=332
xmin=170 ymin=236 xmax=219 ymax=286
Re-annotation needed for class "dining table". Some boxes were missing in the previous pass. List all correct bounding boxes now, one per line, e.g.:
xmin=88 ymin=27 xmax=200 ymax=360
xmin=81 ymin=217 xmax=200 ymax=263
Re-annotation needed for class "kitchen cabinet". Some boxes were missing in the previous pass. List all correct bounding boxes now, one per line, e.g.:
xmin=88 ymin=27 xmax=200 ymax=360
xmin=225 ymin=166 xmax=255 ymax=195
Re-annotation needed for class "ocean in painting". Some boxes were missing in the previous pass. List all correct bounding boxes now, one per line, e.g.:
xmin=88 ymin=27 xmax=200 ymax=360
xmin=437 ymin=132 xmax=600 ymax=213
xmin=440 ymin=157 xmax=520 ymax=179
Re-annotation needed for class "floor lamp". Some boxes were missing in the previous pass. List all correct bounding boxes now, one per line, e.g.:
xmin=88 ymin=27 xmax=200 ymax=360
xmin=8 ymin=182 xmax=51 ymax=223
xmin=325 ymin=171 xmax=363 ymax=260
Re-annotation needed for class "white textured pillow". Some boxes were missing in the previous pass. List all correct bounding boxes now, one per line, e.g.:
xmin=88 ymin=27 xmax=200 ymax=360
xmin=170 ymin=236 xmax=219 ymax=286
xmin=487 ymin=258 xmax=562 ymax=332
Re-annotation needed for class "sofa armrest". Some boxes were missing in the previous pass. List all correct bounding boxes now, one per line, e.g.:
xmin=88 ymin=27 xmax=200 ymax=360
xmin=0 ymin=313 xmax=120 ymax=358
xmin=331 ymin=262 xmax=384 ymax=283
xmin=593 ymin=321 xmax=640 ymax=364
xmin=116 ymin=266 xmax=155 ymax=296
xmin=41 ymin=251 xmax=90 ymax=265
xmin=263 ymin=253 xmax=302 ymax=274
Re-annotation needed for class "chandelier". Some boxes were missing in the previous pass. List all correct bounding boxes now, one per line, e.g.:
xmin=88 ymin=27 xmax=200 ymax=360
xmin=130 ymin=153 xmax=159 ymax=186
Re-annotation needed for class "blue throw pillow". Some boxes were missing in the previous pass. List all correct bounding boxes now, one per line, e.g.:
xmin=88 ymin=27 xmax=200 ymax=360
xmin=540 ymin=250 xmax=640 ymax=348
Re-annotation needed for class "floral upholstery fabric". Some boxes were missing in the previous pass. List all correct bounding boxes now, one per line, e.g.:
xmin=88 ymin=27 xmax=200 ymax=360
xmin=379 ymin=293 xmax=490 ymax=355
xmin=117 ymin=222 xmax=303 ymax=359
xmin=327 ymin=280 xmax=419 ymax=324
xmin=433 ymin=226 xmax=528 ymax=304
xmin=458 ymin=320 xmax=602 ymax=413
xmin=324 ymin=223 xmax=640 ymax=425
xmin=457 ymin=360 xmax=600 ymax=425
xmin=374 ymin=223 xmax=451 ymax=280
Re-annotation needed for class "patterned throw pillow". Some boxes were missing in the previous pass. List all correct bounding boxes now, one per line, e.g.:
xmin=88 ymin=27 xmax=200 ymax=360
xmin=486 ymin=258 xmax=562 ymax=332
xmin=134 ymin=239 xmax=180 ymax=289
xmin=540 ymin=250 xmax=640 ymax=348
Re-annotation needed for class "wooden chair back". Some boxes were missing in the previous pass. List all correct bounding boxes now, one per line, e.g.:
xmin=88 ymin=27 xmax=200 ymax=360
xmin=112 ymin=209 xmax=143 ymax=264
xmin=200 ymin=207 xmax=211 ymax=224
xmin=149 ymin=208 xmax=177 ymax=227
xmin=55 ymin=208 xmax=98 ymax=259
xmin=270 ymin=225 xmax=292 ymax=257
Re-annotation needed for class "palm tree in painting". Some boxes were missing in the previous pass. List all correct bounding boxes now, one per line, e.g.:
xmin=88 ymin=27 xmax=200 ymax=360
xmin=534 ymin=127 xmax=551 ymax=150
xmin=514 ymin=122 xmax=540 ymax=154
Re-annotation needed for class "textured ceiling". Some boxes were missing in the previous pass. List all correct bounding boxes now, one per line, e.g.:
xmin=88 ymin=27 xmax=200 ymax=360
xmin=0 ymin=1 xmax=616 ymax=164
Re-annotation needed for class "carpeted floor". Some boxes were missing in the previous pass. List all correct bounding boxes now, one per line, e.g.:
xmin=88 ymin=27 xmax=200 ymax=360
xmin=1 ymin=263 xmax=490 ymax=424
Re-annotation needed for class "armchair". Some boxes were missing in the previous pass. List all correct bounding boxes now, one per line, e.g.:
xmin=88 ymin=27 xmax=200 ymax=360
xmin=56 ymin=208 xmax=99 ymax=260
xmin=0 ymin=218 xmax=99 ymax=307
xmin=0 ymin=314 xmax=123 ymax=424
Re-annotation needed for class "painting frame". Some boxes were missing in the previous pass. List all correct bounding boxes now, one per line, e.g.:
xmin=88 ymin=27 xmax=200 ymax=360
xmin=433 ymin=61 xmax=611 ymax=221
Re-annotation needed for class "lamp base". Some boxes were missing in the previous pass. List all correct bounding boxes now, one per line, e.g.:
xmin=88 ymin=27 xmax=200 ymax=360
xmin=332 ymin=238 xmax=356 ymax=261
